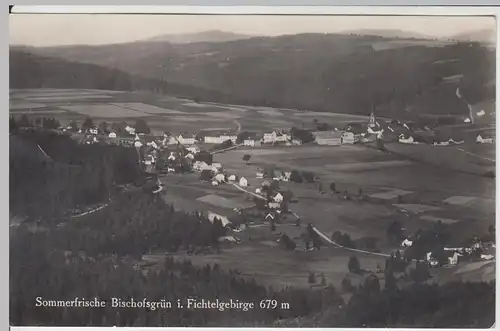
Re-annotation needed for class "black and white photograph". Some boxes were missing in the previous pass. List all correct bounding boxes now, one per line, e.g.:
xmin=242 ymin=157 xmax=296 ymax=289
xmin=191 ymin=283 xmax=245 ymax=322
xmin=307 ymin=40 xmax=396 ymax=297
xmin=9 ymin=7 xmax=496 ymax=328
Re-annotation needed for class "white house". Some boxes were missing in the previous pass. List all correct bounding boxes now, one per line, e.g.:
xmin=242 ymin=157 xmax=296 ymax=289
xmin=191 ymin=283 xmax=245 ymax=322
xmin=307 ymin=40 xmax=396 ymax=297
xmin=212 ymin=163 xmax=223 ymax=170
xmin=448 ymin=252 xmax=460 ymax=266
xmin=401 ymin=238 xmax=413 ymax=247
xmin=228 ymin=174 xmax=237 ymax=182
xmin=256 ymin=170 xmax=264 ymax=179
xmin=292 ymin=139 xmax=303 ymax=146
xmin=273 ymin=192 xmax=284 ymax=203
xmin=211 ymin=180 xmax=219 ymax=186
xmin=186 ymin=146 xmax=200 ymax=154
xmin=147 ymin=141 xmax=159 ymax=149
xmin=185 ymin=153 xmax=195 ymax=160
xmin=192 ymin=161 xmax=205 ymax=171
xmin=177 ymin=135 xmax=196 ymax=145
xmin=263 ymin=131 xmax=289 ymax=144
xmin=108 ymin=132 xmax=117 ymax=138
xmin=268 ymin=202 xmax=280 ymax=209
xmin=255 ymin=188 xmax=262 ymax=194
xmin=125 ymin=126 xmax=136 ymax=135
xmin=204 ymin=136 xmax=223 ymax=144
xmin=89 ymin=127 xmax=98 ymax=135
xmin=214 ymin=173 xmax=226 ymax=183
xmin=207 ymin=211 xmax=231 ymax=227
xmin=282 ymin=172 xmax=292 ymax=181
xmin=477 ymin=134 xmax=494 ymax=144
xmin=238 ymin=177 xmax=248 ymax=187
xmin=398 ymin=134 xmax=416 ymax=144
xmin=481 ymin=254 xmax=494 ymax=261
xmin=426 ymin=252 xmax=439 ymax=267
xmin=168 ymin=152 xmax=176 ymax=161
xmin=134 ymin=140 xmax=143 ymax=148
xmin=244 ymin=139 xmax=260 ymax=147
xmin=341 ymin=132 xmax=356 ymax=144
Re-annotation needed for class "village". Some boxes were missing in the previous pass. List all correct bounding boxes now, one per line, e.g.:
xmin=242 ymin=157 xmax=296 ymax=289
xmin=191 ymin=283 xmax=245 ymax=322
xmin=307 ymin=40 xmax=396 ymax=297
xmin=15 ymin=106 xmax=495 ymax=283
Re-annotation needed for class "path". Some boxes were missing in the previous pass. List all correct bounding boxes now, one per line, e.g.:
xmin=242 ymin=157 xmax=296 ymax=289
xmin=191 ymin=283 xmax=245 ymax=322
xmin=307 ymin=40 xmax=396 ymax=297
xmin=211 ymin=143 xmax=244 ymax=155
xmin=230 ymin=183 xmax=391 ymax=258
xmin=455 ymin=147 xmax=495 ymax=163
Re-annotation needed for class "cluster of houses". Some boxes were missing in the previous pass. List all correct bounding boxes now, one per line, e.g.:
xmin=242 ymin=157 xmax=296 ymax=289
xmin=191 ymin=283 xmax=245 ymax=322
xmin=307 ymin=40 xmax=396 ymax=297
xmin=400 ymin=237 xmax=494 ymax=268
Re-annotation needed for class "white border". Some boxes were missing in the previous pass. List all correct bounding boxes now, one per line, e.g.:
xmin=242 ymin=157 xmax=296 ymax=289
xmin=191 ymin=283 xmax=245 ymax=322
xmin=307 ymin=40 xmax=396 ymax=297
xmin=10 ymin=5 xmax=500 ymax=16
xmin=8 ymin=5 xmax=499 ymax=331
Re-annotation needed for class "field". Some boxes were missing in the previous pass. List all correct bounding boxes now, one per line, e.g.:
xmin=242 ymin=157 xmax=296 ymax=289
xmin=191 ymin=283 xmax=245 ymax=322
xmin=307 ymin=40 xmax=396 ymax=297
xmin=10 ymin=88 xmax=495 ymax=291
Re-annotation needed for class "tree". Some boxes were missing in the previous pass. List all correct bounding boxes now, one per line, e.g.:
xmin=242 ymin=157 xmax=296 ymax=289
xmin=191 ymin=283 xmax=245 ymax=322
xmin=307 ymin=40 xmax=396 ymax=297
xmin=290 ymin=170 xmax=303 ymax=183
xmin=9 ymin=116 xmax=17 ymax=133
xmin=330 ymin=182 xmax=336 ymax=193
xmin=236 ymin=131 xmax=252 ymax=144
xmin=242 ymin=154 xmax=251 ymax=165
xmin=82 ymin=117 xmax=94 ymax=132
xmin=19 ymin=114 xmax=32 ymax=127
xmin=320 ymin=273 xmax=327 ymax=286
xmin=68 ymin=120 xmax=79 ymax=132
xmin=341 ymin=277 xmax=354 ymax=293
xmin=302 ymin=171 xmax=315 ymax=183
xmin=308 ymin=272 xmax=316 ymax=284
xmin=348 ymin=256 xmax=361 ymax=273
xmin=386 ymin=220 xmax=403 ymax=245
xmin=99 ymin=121 xmax=110 ymax=134
xmin=135 ymin=119 xmax=150 ymax=134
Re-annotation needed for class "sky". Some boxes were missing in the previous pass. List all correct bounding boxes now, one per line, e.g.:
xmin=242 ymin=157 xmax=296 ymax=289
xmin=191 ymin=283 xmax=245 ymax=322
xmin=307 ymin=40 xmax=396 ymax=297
xmin=9 ymin=14 xmax=496 ymax=47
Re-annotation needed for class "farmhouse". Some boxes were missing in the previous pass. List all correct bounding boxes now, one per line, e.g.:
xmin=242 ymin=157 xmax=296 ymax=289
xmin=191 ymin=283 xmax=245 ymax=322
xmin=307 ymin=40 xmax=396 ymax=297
xmin=256 ymin=170 xmax=264 ymax=179
xmin=292 ymin=139 xmax=303 ymax=146
xmin=398 ymin=134 xmax=416 ymax=144
xmin=108 ymin=132 xmax=117 ymax=138
xmin=477 ymin=134 xmax=494 ymax=144
xmin=89 ymin=127 xmax=98 ymax=135
xmin=244 ymin=139 xmax=261 ymax=147
xmin=228 ymin=174 xmax=237 ymax=182
xmin=134 ymin=140 xmax=143 ymax=148
xmin=268 ymin=202 xmax=280 ymax=209
xmin=207 ymin=211 xmax=231 ymax=227
xmin=341 ymin=132 xmax=356 ymax=144
xmin=125 ymin=126 xmax=136 ymax=135
xmin=239 ymin=177 xmax=248 ymax=187
xmin=186 ymin=146 xmax=200 ymax=154
xmin=263 ymin=130 xmax=289 ymax=144
xmin=273 ymin=192 xmax=284 ymax=203
xmin=177 ymin=134 xmax=196 ymax=145
xmin=214 ymin=173 xmax=226 ymax=183
xmin=314 ymin=131 xmax=342 ymax=145
xmin=204 ymin=136 xmax=223 ymax=144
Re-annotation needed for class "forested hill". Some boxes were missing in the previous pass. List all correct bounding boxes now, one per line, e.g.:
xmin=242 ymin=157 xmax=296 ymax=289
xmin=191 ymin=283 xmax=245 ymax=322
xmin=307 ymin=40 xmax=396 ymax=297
xmin=9 ymin=50 xmax=227 ymax=100
xmin=11 ymin=34 xmax=495 ymax=117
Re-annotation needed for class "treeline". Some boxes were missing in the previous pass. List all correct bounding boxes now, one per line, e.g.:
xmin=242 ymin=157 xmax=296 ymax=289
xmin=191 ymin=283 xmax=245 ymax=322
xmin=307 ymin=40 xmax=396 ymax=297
xmin=10 ymin=130 xmax=143 ymax=221
xmin=282 ymin=275 xmax=495 ymax=328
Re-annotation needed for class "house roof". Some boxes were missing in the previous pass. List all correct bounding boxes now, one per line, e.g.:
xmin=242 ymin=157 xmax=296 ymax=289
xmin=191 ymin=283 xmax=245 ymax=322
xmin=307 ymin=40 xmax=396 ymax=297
xmin=314 ymin=131 xmax=343 ymax=139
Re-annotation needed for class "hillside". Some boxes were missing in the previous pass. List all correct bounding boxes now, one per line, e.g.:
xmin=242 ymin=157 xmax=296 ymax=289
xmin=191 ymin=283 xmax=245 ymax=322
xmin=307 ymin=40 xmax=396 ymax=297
xmin=10 ymin=34 xmax=495 ymax=117
xmin=9 ymin=50 xmax=227 ymax=100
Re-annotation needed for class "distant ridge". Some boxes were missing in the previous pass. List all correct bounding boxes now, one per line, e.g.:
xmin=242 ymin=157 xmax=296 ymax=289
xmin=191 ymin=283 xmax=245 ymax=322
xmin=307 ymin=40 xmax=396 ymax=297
xmin=144 ymin=30 xmax=256 ymax=44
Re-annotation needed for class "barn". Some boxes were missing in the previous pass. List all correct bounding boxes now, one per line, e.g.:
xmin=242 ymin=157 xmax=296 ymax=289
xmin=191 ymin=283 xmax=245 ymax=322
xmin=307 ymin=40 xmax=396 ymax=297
xmin=314 ymin=131 xmax=342 ymax=145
